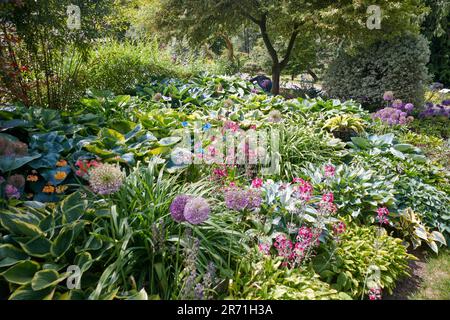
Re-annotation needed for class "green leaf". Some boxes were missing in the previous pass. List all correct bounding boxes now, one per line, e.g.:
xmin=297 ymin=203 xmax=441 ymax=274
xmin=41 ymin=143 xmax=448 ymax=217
xmin=61 ymin=192 xmax=87 ymax=223
xmin=9 ymin=284 xmax=55 ymax=300
xmin=0 ymin=244 xmax=29 ymax=268
xmin=0 ymin=154 xmax=41 ymax=172
xmin=0 ymin=213 xmax=44 ymax=237
xmin=431 ymin=231 xmax=447 ymax=245
xmin=31 ymin=269 xmax=67 ymax=290
xmin=157 ymin=136 xmax=181 ymax=147
xmin=51 ymin=227 xmax=74 ymax=258
xmin=18 ymin=236 xmax=52 ymax=258
xmin=1 ymin=261 xmax=40 ymax=285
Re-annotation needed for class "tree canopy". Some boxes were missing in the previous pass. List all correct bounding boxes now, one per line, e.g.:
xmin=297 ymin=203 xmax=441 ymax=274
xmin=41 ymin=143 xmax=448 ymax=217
xmin=155 ymin=0 xmax=426 ymax=94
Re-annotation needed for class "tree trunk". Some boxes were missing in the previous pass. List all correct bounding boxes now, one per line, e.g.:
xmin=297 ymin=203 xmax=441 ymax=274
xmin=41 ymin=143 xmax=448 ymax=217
xmin=220 ymin=33 xmax=234 ymax=61
xmin=272 ymin=64 xmax=281 ymax=95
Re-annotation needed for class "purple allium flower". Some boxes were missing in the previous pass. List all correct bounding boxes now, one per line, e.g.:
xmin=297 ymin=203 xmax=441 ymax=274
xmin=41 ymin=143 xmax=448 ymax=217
xmin=225 ymin=188 xmax=249 ymax=211
xmin=442 ymin=99 xmax=450 ymax=106
xmin=170 ymin=194 xmax=192 ymax=222
xmin=392 ymin=99 xmax=403 ymax=109
xmin=183 ymin=197 xmax=210 ymax=225
xmin=7 ymin=174 xmax=25 ymax=188
xmin=88 ymin=163 xmax=124 ymax=195
xmin=246 ymin=188 xmax=262 ymax=210
xmin=5 ymin=184 xmax=20 ymax=199
xmin=372 ymin=107 xmax=414 ymax=125
xmin=267 ymin=110 xmax=282 ymax=123
xmin=404 ymin=103 xmax=414 ymax=112
xmin=383 ymin=91 xmax=394 ymax=101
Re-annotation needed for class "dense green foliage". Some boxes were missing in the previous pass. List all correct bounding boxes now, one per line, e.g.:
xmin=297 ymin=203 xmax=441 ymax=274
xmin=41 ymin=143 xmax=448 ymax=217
xmin=323 ymin=33 xmax=431 ymax=110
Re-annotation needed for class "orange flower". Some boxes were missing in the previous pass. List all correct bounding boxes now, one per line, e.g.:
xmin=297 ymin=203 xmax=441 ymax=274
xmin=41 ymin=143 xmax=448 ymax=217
xmin=27 ymin=175 xmax=39 ymax=182
xmin=42 ymin=185 xmax=55 ymax=193
xmin=56 ymin=185 xmax=68 ymax=194
xmin=54 ymin=171 xmax=67 ymax=180
xmin=56 ymin=159 xmax=68 ymax=167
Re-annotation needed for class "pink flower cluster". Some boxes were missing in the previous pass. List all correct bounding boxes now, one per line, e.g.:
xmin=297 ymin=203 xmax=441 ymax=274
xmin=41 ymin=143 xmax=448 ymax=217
xmin=324 ymin=165 xmax=335 ymax=177
xmin=223 ymin=120 xmax=240 ymax=132
xmin=319 ymin=192 xmax=337 ymax=214
xmin=271 ymin=226 xmax=319 ymax=267
xmin=333 ymin=221 xmax=346 ymax=235
xmin=251 ymin=177 xmax=263 ymax=188
xmin=75 ymin=159 xmax=100 ymax=178
xmin=368 ymin=288 xmax=382 ymax=300
xmin=376 ymin=207 xmax=389 ymax=225
xmin=292 ymin=178 xmax=314 ymax=201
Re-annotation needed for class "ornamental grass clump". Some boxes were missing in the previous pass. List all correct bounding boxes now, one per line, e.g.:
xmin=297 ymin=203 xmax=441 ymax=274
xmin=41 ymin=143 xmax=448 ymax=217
xmin=88 ymin=163 xmax=125 ymax=195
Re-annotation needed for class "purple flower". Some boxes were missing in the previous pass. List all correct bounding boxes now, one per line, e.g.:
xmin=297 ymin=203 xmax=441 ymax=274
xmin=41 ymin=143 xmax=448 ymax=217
xmin=88 ymin=163 xmax=124 ymax=195
xmin=392 ymin=99 xmax=403 ymax=109
xmin=5 ymin=184 xmax=20 ymax=199
xmin=183 ymin=197 xmax=210 ymax=225
xmin=0 ymin=176 xmax=4 ymax=184
xmin=383 ymin=91 xmax=394 ymax=101
xmin=225 ymin=188 xmax=249 ymax=211
xmin=224 ymin=187 xmax=262 ymax=211
xmin=442 ymin=99 xmax=450 ymax=106
xmin=404 ymin=103 xmax=414 ymax=112
xmin=170 ymin=194 xmax=192 ymax=222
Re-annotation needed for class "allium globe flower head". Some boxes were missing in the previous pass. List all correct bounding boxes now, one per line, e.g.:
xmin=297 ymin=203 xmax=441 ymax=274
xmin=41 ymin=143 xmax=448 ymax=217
xmin=88 ymin=163 xmax=124 ymax=195
xmin=392 ymin=99 xmax=403 ymax=109
xmin=404 ymin=103 xmax=414 ymax=112
xmin=7 ymin=174 xmax=25 ymax=188
xmin=5 ymin=184 xmax=20 ymax=199
xmin=383 ymin=91 xmax=394 ymax=101
xmin=183 ymin=197 xmax=210 ymax=225
xmin=267 ymin=110 xmax=282 ymax=123
xmin=170 ymin=194 xmax=192 ymax=222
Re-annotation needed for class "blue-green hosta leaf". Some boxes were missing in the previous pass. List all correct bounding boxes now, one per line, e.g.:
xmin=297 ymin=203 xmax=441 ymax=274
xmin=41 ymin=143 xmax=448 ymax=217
xmin=0 ymin=154 xmax=41 ymax=172
xmin=28 ymin=152 xmax=59 ymax=169
xmin=1 ymin=260 xmax=40 ymax=285
xmin=40 ymin=166 xmax=71 ymax=186
xmin=393 ymin=143 xmax=415 ymax=153
xmin=390 ymin=147 xmax=405 ymax=159
xmin=350 ymin=137 xmax=371 ymax=149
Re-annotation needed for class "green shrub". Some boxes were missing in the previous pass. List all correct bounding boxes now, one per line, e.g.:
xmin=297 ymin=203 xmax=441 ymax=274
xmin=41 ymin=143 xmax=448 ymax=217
xmin=85 ymin=40 xmax=186 ymax=95
xmin=228 ymin=250 xmax=351 ymax=300
xmin=313 ymin=224 xmax=415 ymax=298
xmin=323 ymin=33 xmax=431 ymax=110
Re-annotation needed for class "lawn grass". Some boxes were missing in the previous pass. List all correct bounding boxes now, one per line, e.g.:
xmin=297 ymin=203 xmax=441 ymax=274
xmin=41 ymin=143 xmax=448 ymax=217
xmin=409 ymin=249 xmax=450 ymax=300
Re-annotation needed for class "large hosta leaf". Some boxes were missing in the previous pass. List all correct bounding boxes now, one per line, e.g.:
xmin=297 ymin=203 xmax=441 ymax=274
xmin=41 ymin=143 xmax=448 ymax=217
xmin=0 ymin=154 xmax=41 ymax=172
xmin=1 ymin=260 xmax=40 ymax=285
xmin=51 ymin=227 xmax=74 ymax=258
xmin=9 ymin=284 xmax=55 ymax=300
xmin=31 ymin=269 xmax=68 ymax=291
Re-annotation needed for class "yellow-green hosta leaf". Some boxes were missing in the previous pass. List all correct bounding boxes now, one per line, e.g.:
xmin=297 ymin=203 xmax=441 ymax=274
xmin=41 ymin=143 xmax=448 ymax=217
xmin=31 ymin=269 xmax=68 ymax=291
xmin=50 ymin=227 xmax=74 ymax=258
xmin=9 ymin=284 xmax=55 ymax=300
xmin=1 ymin=260 xmax=40 ymax=285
